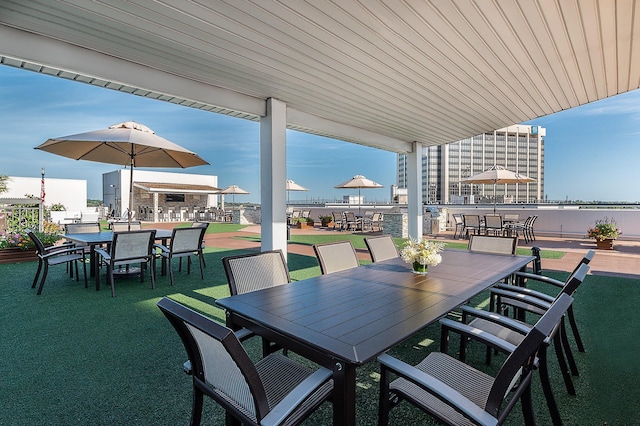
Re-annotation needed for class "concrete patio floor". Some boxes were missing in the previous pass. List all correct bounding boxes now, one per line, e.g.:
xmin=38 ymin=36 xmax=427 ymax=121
xmin=151 ymin=222 xmax=640 ymax=280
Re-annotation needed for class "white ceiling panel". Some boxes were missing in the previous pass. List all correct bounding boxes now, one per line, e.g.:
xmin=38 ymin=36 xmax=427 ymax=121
xmin=1 ymin=0 xmax=639 ymax=152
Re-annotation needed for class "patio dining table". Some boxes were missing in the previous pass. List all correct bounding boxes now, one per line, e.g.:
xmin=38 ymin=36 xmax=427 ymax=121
xmin=62 ymin=229 xmax=173 ymax=290
xmin=216 ymin=249 xmax=534 ymax=425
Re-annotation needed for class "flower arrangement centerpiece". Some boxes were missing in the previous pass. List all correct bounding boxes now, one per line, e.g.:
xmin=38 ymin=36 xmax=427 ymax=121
xmin=400 ymin=237 xmax=445 ymax=274
xmin=587 ymin=217 xmax=620 ymax=249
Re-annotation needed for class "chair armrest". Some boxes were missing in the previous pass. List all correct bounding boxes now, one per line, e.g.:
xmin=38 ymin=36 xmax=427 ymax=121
xmin=377 ymin=354 xmax=499 ymax=426
xmin=515 ymin=271 xmax=565 ymax=289
xmin=47 ymin=242 xmax=76 ymax=251
xmin=493 ymin=283 xmax=556 ymax=303
xmin=490 ymin=288 xmax=553 ymax=311
xmin=440 ymin=318 xmax=518 ymax=354
xmin=459 ymin=306 xmax=533 ymax=335
xmin=153 ymin=243 xmax=169 ymax=254
xmin=260 ymin=367 xmax=333 ymax=426
xmin=94 ymin=247 xmax=111 ymax=261
xmin=42 ymin=246 xmax=85 ymax=259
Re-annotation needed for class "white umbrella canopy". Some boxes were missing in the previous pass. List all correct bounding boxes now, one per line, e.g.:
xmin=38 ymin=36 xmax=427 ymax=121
xmin=220 ymin=184 xmax=250 ymax=206
xmin=35 ymin=121 xmax=209 ymax=229
xmin=285 ymin=179 xmax=309 ymax=192
xmin=460 ymin=165 xmax=535 ymax=213
xmin=335 ymin=174 xmax=383 ymax=213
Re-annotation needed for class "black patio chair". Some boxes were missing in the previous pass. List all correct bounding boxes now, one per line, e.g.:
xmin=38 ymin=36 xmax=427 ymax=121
xmin=222 ymin=250 xmax=291 ymax=355
xmin=28 ymin=229 xmax=87 ymax=295
xmin=157 ymin=297 xmax=333 ymax=426
xmin=154 ymin=226 xmax=206 ymax=286
xmin=378 ymin=293 xmax=574 ymax=426
xmin=94 ymin=229 xmax=156 ymax=297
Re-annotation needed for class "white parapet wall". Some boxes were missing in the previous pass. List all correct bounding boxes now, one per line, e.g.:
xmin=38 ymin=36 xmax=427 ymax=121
xmin=3 ymin=176 xmax=87 ymax=211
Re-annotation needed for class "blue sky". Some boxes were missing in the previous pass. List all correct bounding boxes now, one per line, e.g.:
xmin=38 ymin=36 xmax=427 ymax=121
xmin=1 ymin=65 xmax=639 ymax=203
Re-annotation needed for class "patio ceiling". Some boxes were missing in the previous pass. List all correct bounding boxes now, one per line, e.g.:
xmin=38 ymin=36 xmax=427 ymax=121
xmin=1 ymin=0 xmax=639 ymax=153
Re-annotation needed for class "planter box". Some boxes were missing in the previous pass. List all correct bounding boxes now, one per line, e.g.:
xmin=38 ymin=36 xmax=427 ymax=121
xmin=295 ymin=222 xmax=315 ymax=229
xmin=0 ymin=247 xmax=38 ymax=264
xmin=596 ymin=238 xmax=615 ymax=250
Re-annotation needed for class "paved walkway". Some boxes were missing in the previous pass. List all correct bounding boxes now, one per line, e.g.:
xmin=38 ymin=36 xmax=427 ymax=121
xmin=149 ymin=222 xmax=640 ymax=279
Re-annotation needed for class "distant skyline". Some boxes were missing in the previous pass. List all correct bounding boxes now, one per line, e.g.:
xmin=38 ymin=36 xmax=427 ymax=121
xmin=1 ymin=65 xmax=640 ymax=203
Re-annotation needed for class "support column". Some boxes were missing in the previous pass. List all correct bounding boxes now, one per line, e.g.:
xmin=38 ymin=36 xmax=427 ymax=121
xmin=260 ymin=98 xmax=288 ymax=256
xmin=407 ymin=142 xmax=423 ymax=238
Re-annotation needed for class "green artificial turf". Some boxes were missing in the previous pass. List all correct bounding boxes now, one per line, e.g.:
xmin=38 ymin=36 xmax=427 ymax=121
xmin=0 ymin=249 xmax=635 ymax=424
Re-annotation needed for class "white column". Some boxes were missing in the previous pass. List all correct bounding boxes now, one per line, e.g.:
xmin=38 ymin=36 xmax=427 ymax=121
xmin=153 ymin=192 xmax=159 ymax=223
xmin=407 ymin=142 xmax=423 ymax=238
xmin=260 ymin=98 xmax=288 ymax=256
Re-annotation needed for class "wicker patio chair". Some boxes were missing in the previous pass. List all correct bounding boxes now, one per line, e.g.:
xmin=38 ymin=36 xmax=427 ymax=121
xmin=157 ymin=297 xmax=333 ymax=426
xmin=378 ymin=293 xmax=574 ymax=426
xmin=462 ymin=214 xmax=481 ymax=238
xmin=27 ymin=229 xmax=87 ymax=295
xmin=438 ymin=291 xmax=579 ymax=426
xmin=154 ymin=227 xmax=207 ymax=286
xmin=468 ymin=234 xmax=518 ymax=255
xmin=313 ymin=240 xmax=359 ymax=274
xmin=495 ymin=249 xmax=595 ymax=353
xmin=94 ymin=229 xmax=156 ymax=297
xmin=364 ymin=235 xmax=399 ymax=263
xmin=484 ymin=214 xmax=504 ymax=236
xmin=222 ymin=250 xmax=291 ymax=355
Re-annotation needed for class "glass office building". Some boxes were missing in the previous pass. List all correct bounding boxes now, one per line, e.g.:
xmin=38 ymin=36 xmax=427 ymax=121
xmin=397 ymin=124 xmax=545 ymax=205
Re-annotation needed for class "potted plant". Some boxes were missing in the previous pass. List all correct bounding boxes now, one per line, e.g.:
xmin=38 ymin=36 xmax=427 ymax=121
xmin=319 ymin=215 xmax=334 ymax=227
xmin=293 ymin=217 xmax=315 ymax=229
xmin=587 ymin=217 xmax=621 ymax=250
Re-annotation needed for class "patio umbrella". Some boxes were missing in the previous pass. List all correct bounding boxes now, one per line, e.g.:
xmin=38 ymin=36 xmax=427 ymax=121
xmin=459 ymin=165 xmax=535 ymax=214
xmin=335 ymin=174 xmax=383 ymax=213
xmin=286 ymin=179 xmax=309 ymax=204
xmin=35 ymin=121 xmax=209 ymax=230
xmin=220 ymin=184 xmax=249 ymax=206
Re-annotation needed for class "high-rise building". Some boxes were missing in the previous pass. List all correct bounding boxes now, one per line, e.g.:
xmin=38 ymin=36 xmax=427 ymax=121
xmin=397 ymin=124 xmax=545 ymax=204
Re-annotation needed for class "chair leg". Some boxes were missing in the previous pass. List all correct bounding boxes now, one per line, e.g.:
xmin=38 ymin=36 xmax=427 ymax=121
xmin=108 ymin=265 xmax=116 ymax=298
xmin=378 ymin=366 xmax=391 ymax=426
xmin=198 ymin=254 xmax=205 ymax=280
xmin=537 ymin=345 xmax=564 ymax=425
xmin=169 ymin=258 xmax=175 ymax=286
xmin=150 ymin=258 xmax=156 ymax=290
xmin=74 ymin=258 xmax=80 ymax=281
xmin=560 ymin=319 xmax=580 ymax=377
xmin=521 ymin=379 xmax=536 ymax=426
xmin=553 ymin=331 xmax=576 ymax=396
xmin=190 ymin=386 xmax=204 ymax=426
xmin=32 ymin=259 xmax=43 ymax=289
xmin=80 ymin=257 xmax=88 ymax=288
xmin=567 ymin=306 xmax=585 ymax=352
xmin=36 ymin=262 xmax=49 ymax=295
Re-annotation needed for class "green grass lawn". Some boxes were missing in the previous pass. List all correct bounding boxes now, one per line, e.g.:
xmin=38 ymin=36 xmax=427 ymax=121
xmin=1 ymin=241 xmax=636 ymax=424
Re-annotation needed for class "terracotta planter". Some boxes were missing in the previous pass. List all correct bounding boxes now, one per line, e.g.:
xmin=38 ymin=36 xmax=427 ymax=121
xmin=0 ymin=247 xmax=38 ymax=264
xmin=596 ymin=238 xmax=615 ymax=250
xmin=320 ymin=220 xmax=334 ymax=228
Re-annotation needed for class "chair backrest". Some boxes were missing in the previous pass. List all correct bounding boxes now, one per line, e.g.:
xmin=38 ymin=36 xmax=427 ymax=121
xmin=468 ymin=235 xmax=517 ymax=255
xmin=463 ymin=214 xmax=480 ymax=227
xmin=170 ymin=227 xmax=207 ymax=254
xmin=484 ymin=215 xmax=502 ymax=229
xmin=111 ymin=221 xmax=142 ymax=231
xmin=452 ymin=213 xmax=463 ymax=225
xmin=313 ymin=241 xmax=359 ymax=274
xmin=157 ymin=297 xmax=271 ymax=423
xmin=344 ymin=212 xmax=357 ymax=221
xmin=504 ymin=213 xmax=519 ymax=222
xmin=486 ymin=293 xmax=574 ymax=417
xmin=222 ymin=250 xmax=290 ymax=295
xmin=191 ymin=221 xmax=208 ymax=229
xmin=66 ymin=222 xmax=101 ymax=234
xmin=364 ymin=235 xmax=399 ymax=262
xmin=560 ymin=263 xmax=590 ymax=297
xmin=26 ymin=229 xmax=46 ymax=256
xmin=111 ymin=230 xmax=156 ymax=262
xmin=332 ymin=211 xmax=343 ymax=222
xmin=372 ymin=212 xmax=382 ymax=222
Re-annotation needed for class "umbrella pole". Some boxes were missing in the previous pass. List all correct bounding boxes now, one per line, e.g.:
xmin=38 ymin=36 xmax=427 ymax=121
xmin=128 ymin=154 xmax=134 ymax=231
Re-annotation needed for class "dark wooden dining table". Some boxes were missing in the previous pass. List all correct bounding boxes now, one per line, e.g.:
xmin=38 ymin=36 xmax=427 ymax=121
xmin=62 ymin=229 xmax=173 ymax=290
xmin=216 ymin=249 xmax=534 ymax=425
